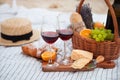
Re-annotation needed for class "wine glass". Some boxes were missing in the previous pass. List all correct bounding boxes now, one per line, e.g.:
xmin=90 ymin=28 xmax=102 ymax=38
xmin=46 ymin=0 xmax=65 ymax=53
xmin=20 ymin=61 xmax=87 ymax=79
xmin=11 ymin=0 xmax=18 ymax=15
xmin=57 ymin=14 xmax=73 ymax=65
xmin=41 ymin=22 xmax=59 ymax=67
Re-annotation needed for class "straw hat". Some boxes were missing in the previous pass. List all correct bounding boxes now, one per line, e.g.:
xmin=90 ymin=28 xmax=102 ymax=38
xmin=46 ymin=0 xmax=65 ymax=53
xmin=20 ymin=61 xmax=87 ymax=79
xmin=0 ymin=18 xmax=40 ymax=46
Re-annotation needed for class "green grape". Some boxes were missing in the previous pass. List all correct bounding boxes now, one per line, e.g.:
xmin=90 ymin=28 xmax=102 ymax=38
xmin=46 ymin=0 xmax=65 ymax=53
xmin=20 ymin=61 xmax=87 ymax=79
xmin=92 ymin=34 xmax=97 ymax=39
xmin=100 ymin=38 xmax=104 ymax=41
xmin=105 ymin=33 xmax=110 ymax=39
xmin=100 ymin=30 xmax=106 ymax=35
xmin=91 ymin=30 xmax=95 ymax=34
xmin=95 ymin=37 xmax=100 ymax=42
xmin=106 ymin=33 xmax=114 ymax=41
xmin=102 ymin=33 xmax=107 ymax=38
xmin=91 ymin=29 xmax=98 ymax=34
xmin=95 ymin=29 xmax=100 ymax=34
xmin=90 ymin=28 xmax=114 ymax=42
xmin=106 ymin=29 xmax=112 ymax=33
xmin=110 ymin=34 xmax=114 ymax=41
xmin=99 ymin=28 xmax=104 ymax=31
xmin=98 ymin=34 xmax=102 ymax=39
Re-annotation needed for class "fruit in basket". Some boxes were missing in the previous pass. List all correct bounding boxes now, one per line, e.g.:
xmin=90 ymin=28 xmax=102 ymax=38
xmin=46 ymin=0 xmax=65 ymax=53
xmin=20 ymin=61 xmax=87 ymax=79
xmin=91 ymin=28 xmax=106 ymax=42
xmin=41 ymin=51 xmax=56 ymax=62
xmin=93 ymin=22 xmax=105 ymax=29
xmin=105 ymin=29 xmax=114 ymax=41
xmin=90 ymin=28 xmax=114 ymax=42
xmin=80 ymin=29 xmax=91 ymax=38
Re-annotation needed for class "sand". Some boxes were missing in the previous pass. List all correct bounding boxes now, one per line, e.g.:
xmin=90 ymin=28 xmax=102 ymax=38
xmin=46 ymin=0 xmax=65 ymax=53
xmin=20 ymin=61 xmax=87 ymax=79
xmin=0 ymin=0 xmax=114 ymax=14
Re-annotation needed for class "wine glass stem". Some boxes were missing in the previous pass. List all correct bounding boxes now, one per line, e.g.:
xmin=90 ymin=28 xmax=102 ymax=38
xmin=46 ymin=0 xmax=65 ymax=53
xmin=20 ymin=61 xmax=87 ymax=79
xmin=48 ymin=44 xmax=53 ymax=64
xmin=63 ymin=41 xmax=67 ymax=60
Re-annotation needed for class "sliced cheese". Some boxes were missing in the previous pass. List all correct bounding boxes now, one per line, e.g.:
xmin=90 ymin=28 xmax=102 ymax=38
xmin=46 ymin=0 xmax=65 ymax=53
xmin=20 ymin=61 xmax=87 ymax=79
xmin=71 ymin=49 xmax=93 ymax=61
xmin=71 ymin=58 xmax=90 ymax=69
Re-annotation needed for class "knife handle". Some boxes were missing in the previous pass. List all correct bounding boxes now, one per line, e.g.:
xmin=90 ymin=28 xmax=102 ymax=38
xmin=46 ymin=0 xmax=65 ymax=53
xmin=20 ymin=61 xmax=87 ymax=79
xmin=96 ymin=55 xmax=105 ymax=63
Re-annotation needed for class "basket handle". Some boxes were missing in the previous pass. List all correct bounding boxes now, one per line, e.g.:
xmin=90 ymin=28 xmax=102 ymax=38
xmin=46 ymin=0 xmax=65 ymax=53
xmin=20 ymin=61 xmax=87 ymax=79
xmin=77 ymin=0 xmax=119 ymax=41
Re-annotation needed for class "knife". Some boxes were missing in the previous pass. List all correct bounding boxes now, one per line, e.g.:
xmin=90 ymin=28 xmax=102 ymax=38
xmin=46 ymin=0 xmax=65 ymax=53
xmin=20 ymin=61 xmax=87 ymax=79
xmin=87 ymin=55 xmax=105 ymax=69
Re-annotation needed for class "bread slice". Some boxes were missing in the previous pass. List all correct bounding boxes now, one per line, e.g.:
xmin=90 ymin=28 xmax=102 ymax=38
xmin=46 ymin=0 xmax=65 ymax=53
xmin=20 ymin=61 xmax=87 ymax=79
xmin=70 ymin=12 xmax=83 ymax=24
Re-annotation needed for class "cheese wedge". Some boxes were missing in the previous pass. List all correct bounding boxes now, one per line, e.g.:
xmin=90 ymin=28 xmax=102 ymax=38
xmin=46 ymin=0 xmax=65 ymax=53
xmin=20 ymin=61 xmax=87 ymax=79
xmin=71 ymin=49 xmax=93 ymax=61
xmin=71 ymin=58 xmax=90 ymax=69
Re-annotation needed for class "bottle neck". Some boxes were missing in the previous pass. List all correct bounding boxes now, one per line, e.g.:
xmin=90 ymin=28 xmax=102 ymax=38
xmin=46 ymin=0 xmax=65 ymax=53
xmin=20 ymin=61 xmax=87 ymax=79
xmin=113 ymin=0 xmax=120 ymax=4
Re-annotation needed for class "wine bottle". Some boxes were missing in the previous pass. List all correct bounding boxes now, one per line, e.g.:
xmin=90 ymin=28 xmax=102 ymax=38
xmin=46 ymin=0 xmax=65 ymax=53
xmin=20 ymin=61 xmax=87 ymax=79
xmin=106 ymin=0 xmax=120 ymax=36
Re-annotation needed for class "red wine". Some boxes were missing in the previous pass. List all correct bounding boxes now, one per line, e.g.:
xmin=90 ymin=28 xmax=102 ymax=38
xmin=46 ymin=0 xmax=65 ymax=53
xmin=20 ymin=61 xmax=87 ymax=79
xmin=41 ymin=31 xmax=59 ymax=44
xmin=58 ymin=29 xmax=73 ymax=41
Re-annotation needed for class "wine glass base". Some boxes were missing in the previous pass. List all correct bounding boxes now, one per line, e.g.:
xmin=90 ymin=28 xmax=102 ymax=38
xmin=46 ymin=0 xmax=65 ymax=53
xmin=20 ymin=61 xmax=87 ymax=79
xmin=60 ymin=59 xmax=70 ymax=65
xmin=54 ymin=62 xmax=60 ymax=66
xmin=46 ymin=62 xmax=59 ymax=68
xmin=46 ymin=64 xmax=54 ymax=67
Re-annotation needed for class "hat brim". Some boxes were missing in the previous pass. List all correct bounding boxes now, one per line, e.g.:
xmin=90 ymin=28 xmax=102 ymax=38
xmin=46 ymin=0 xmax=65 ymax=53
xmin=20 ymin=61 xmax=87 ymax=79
xmin=0 ymin=29 xmax=40 ymax=46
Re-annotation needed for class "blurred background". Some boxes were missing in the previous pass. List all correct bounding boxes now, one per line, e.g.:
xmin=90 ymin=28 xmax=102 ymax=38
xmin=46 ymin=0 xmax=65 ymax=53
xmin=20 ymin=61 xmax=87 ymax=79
xmin=0 ymin=0 xmax=114 ymax=14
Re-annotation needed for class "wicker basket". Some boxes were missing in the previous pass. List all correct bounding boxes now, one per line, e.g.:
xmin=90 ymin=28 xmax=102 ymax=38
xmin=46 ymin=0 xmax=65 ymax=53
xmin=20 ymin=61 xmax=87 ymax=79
xmin=72 ymin=0 xmax=120 ymax=60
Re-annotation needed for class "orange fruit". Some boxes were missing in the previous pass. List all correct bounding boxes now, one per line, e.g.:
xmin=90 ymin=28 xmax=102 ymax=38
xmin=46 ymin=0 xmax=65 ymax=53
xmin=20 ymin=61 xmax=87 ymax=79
xmin=93 ymin=22 xmax=104 ymax=29
xmin=41 ymin=51 xmax=56 ymax=62
xmin=80 ymin=29 xmax=91 ymax=38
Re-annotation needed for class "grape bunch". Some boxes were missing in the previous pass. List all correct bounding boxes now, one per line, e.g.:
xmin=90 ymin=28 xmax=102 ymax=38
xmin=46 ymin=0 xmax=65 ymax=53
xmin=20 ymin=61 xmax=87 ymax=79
xmin=90 ymin=28 xmax=114 ymax=42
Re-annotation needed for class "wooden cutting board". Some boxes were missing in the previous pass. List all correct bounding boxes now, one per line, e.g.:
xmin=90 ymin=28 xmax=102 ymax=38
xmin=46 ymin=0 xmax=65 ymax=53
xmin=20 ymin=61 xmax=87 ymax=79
xmin=42 ymin=60 xmax=95 ymax=72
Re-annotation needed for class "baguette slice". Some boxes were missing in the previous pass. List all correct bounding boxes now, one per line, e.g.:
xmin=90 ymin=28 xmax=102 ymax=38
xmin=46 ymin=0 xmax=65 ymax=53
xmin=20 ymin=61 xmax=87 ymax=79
xmin=70 ymin=12 xmax=83 ymax=24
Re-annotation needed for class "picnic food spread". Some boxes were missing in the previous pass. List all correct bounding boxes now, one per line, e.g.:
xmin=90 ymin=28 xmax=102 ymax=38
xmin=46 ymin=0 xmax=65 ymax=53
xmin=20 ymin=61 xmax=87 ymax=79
xmin=21 ymin=44 xmax=107 ymax=71
xmin=1 ymin=0 xmax=117 ymax=72
xmin=21 ymin=0 xmax=118 ymax=71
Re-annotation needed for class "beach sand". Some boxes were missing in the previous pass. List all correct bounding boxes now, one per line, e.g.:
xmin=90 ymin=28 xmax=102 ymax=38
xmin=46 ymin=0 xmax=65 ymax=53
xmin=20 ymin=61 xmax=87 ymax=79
xmin=0 ymin=0 xmax=114 ymax=14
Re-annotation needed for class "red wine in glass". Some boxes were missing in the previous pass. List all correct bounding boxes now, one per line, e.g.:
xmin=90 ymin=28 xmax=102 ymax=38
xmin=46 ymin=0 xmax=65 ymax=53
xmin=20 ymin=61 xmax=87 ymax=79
xmin=41 ymin=31 xmax=59 ymax=44
xmin=41 ymin=31 xmax=59 ymax=67
xmin=58 ymin=29 xmax=73 ymax=41
xmin=57 ymin=29 xmax=73 ymax=65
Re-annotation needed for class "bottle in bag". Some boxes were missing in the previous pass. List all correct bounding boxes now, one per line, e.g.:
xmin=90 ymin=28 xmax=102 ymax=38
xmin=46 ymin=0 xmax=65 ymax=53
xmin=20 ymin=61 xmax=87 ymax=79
xmin=106 ymin=0 xmax=120 ymax=37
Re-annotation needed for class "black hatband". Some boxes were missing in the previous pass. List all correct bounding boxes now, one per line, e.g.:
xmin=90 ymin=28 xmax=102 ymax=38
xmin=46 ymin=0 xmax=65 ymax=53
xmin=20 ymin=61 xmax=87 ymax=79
xmin=1 ymin=31 xmax=33 ymax=42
